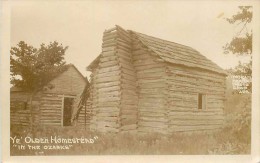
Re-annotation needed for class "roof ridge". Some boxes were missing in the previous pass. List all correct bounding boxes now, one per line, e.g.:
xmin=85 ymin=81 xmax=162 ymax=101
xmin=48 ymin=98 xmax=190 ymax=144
xmin=129 ymin=30 xmax=226 ymax=75
xmin=129 ymin=30 xmax=198 ymax=52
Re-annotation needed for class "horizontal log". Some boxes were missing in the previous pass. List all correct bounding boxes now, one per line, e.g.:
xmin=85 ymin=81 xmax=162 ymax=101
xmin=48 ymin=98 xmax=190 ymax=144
xmin=41 ymin=104 xmax=61 ymax=107
xmin=103 ymin=33 xmax=118 ymax=41
xmin=116 ymin=38 xmax=132 ymax=49
xmin=96 ymin=70 xmax=121 ymax=79
xmin=120 ymin=109 xmax=137 ymax=115
xmin=137 ymin=71 xmax=165 ymax=78
xmin=117 ymin=44 xmax=131 ymax=53
xmin=133 ymin=53 xmax=151 ymax=60
xmin=137 ymin=78 xmax=165 ymax=84
xmin=120 ymin=103 xmax=137 ymax=109
xmin=121 ymin=118 xmax=137 ymax=125
xmin=99 ymin=60 xmax=119 ymax=68
xmin=120 ymin=99 xmax=138 ymax=105
xmin=100 ymin=55 xmax=118 ymax=62
xmin=169 ymin=119 xmax=223 ymax=126
xmin=134 ymin=58 xmax=158 ymax=66
xmin=41 ymin=97 xmax=62 ymax=101
xmin=93 ymin=101 xmax=120 ymax=107
xmin=96 ymin=126 xmax=119 ymax=133
xmin=94 ymin=90 xmax=120 ymax=97
xmin=167 ymin=75 xmax=225 ymax=88
xmin=40 ymin=110 xmax=61 ymax=113
xmin=94 ymin=115 xmax=118 ymax=122
xmin=116 ymin=51 xmax=133 ymax=61
xmin=138 ymin=93 xmax=165 ymax=98
xmin=121 ymin=114 xmax=137 ymax=119
xmin=94 ymin=81 xmax=121 ymax=89
xmin=138 ymin=97 xmax=165 ymax=102
xmin=102 ymin=46 xmax=116 ymax=52
xmin=138 ymin=127 xmax=168 ymax=134
xmin=139 ymin=117 xmax=167 ymax=123
xmin=98 ymin=65 xmax=120 ymax=73
xmin=167 ymin=68 xmax=225 ymax=83
xmin=138 ymin=82 xmax=167 ymax=88
xmin=167 ymin=107 xmax=223 ymax=113
xmin=169 ymin=124 xmax=222 ymax=132
xmin=101 ymin=51 xmax=116 ymax=57
xmin=139 ymin=107 xmax=166 ymax=114
xmin=120 ymin=124 xmax=137 ymax=131
xmin=97 ymin=96 xmax=120 ymax=102
xmin=95 ymin=111 xmax=120 ymax=117
xmin=95 ymin=75 xmax=121 ymax=83
xmin=95 ymin=120 xmax=119 ymax=128
xmin=118 ymin=57 xmax=133 ymax=67
xmin=168 ymin=115 xmax=224 ymax=120
xmin=168 ymin=111 xmax=223 ymax=116
xmin=139 ymin=112 xmax=165 ymax=117
xmin=121 ymin=73 xmax=136 ymax=81
xmin=94 ymin=85 xmax=121 ymax=93
xmin=119 ymin=62 xmax=135 ymax=71
xmin=139 ymin=121 xmax=167 ymax=128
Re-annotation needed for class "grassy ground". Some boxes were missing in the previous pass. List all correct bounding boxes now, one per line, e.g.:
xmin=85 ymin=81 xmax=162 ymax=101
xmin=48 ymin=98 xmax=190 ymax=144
xmin=10 ymin=94 xmax=251 ymax=155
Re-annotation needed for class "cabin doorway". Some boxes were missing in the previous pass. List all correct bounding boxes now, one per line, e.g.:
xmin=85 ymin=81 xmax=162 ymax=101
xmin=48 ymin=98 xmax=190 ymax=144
xmin=63 ymin=97 xmax=74 ymax=126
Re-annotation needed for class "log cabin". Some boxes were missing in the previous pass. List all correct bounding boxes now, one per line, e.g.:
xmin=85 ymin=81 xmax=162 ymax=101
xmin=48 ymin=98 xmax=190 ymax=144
xmin=85 ymin=25 xmax=227 ymax=134
xmin=10 ymin=64 xmax=88 ymax=127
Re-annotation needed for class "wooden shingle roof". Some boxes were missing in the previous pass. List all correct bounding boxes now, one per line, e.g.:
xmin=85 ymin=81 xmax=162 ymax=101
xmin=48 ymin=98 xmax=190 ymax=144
xmin=87 ymin=26 xmax=227 ymax=75
xmin=131 ymin=31 xmax=227 ymax=75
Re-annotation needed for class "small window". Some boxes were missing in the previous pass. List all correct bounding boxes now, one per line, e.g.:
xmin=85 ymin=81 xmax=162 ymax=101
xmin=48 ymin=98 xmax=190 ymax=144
xmin=198 ymin=93 xmax=206 ymax=110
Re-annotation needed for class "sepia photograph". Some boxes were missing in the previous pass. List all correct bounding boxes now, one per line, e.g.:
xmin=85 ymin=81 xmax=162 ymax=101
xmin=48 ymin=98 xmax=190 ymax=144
xmin=1 ymin=0 xmax=260 ymax=162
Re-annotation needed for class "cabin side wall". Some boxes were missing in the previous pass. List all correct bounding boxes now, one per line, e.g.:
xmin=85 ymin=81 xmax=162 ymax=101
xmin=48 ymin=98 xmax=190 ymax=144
xmin=10 ymin=92 xmax=41 ymax=127
xmin=10 ymin=92 xmax=31 ymax=127
xmin=132 ymin=35 xmax=168 ymax=134
xmin=38 ymin=67 xmax=86 ymax=127
xmin=166 ymin=64 xmax=226 ymax=132
xmin=88 ymin=26 xmax=138 ymax=133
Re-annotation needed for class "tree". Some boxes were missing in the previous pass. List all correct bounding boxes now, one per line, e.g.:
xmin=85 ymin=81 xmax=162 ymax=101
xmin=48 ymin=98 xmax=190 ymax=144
xmin=223 ymin=6 xmax=252 ymax=93
xmin=10 ymin=41 xmax=69 ymax=128
xmin=10 ymin=41 xmax=69 ymax=92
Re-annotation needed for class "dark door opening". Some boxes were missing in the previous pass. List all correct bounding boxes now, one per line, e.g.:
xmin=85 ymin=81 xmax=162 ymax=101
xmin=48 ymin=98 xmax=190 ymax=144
xmin=63 ymin=97 xmax=74 ymax=126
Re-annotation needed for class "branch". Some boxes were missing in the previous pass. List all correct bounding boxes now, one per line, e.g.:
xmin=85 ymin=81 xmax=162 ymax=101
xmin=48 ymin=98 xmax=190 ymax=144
xmin=236 ymin=20 xmax=249 ymax=37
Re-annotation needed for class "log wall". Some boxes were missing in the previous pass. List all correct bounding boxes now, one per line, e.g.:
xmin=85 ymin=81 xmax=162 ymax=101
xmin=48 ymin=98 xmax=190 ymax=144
xmin=132 ymin=35 xmax=168 ymax=134
xmin=39 ymin=93 xmax=63 ymax=126
xmin=10 ymin=93 xmax=41 ymax=127
xmin=89 ymin=26 xmax=138 ymax=133
xmin=10 ymin=101 xmax=30 ymax=126
xmin=87 ymin=26 xmax=226 ymax=134
xmin=166 ymin=64 xmax=226 ymax=132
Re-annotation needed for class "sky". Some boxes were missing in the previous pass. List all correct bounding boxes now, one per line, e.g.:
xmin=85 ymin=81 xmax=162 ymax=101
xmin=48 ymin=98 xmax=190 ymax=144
xmin=10 ymin=1 xmax=251 ymax=78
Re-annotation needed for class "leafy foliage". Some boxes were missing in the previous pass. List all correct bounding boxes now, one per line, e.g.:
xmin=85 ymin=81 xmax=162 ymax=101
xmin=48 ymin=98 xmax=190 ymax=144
xmin=226 ymin=6 xmax=252 ymax=24
xmin=10 ymin=41 xmax=69 ymax=92
xmin=209 ymin=94 xmax=251 ymax=154
xmin=223 ymin=34 xmax=252 ymax=55
xmin=223 ymin=6 xmax=252 ymax=93
xmin=224 ymin=6 xmax=252 ymax=55
xmin=226 ymin=61 xmax=252 ymax=93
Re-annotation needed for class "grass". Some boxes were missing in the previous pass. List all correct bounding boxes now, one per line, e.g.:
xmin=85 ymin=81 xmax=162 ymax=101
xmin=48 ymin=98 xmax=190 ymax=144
xmin=10 ymin=94 xmax=251 ymax=155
